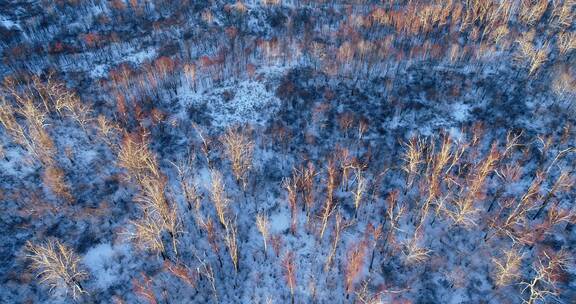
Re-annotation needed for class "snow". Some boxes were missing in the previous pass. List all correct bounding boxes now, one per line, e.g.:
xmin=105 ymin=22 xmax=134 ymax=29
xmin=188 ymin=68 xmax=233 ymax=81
xmin=180 ymin=79 xmax=282 ymax=128
xmin=451 ymin=102 xmax=470 ymax=122
xmin=269 ymin=210 xmax=290 ymax=233
xmin=126 ymin=48 xmax=157 ymax=65
xmin=193 ymin=167 xmax=211 ymax=189
xmin=0 ymin=15 xmax=19 ymax=29
xmin=89 ymin=48 xmax=157 ymax=78
xmin=0 ymin=146 xmax=38 ymax=177
xmin=82 ymin=243 xmax=128 ymax=290
xmin=89 ymin=65 xmax=107 ymax=78
xmin=1 ymin=1 xmax=575 ymax=304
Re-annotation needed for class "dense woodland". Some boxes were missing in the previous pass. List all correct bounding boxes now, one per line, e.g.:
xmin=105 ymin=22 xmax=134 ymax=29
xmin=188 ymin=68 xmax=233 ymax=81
xmin=0 ymin=0 xmax=575 ymax=303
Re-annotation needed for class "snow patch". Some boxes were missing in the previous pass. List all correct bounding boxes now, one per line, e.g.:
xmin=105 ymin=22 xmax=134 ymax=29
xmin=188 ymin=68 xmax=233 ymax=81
xmin=90 ymin=47 xmax=157 ymax=78
xmin=0 ymin=15 xmax=19 ymax=29
xmin=83 ymin=243 xmax=125 ymax=290
xmin=451 ymin=102 xmax=470 ymax=122
xmin=269 ymin=211 xmax=290 ymax=233
xmin=126 ymin=48 xmax=157 ymax=64
xmin=181 ymin=79 xmax=281 ymax=127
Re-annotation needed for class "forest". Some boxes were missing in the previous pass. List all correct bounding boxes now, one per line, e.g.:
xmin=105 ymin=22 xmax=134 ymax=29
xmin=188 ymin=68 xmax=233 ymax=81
xmin=0 ymin=0 xmax=575 ymax=303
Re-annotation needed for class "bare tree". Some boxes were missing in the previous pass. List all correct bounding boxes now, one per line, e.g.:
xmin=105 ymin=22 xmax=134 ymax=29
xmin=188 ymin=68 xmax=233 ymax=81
xmin=516 ymin=31 xmax=550 ymax=75
xmin=26 ymin=239 xmax=88 ymax=300
xmin=42 ymin=166 xmax=73 ymax=203
xmin=283 ymin=251 xmax=296 ymax=304
xmin=492 ymin=247 xmax=523 ymax=287
xmin=133 ymin=273 xmax=157 ymax=304
xmin=256 ymin=213 xmax=270 ymax=257
xmin=519 ymin=0 xmax=548 ymax=26
xmin=224 ymin=218 xmax=239 ymax=272
xmin=325 ymin=213 xmax=351 ymax=272
xmin=193 ymin=251 xmax=218 ymax=302
xmin=320 ymin=158 xmax=339 ymax=239
xmin=117 ymin=134 xmax=160 ymax=184
xmin=209 ymin=169 xmax=230 ymax=229
xmin=402 ymin=231 xmax=431 ymax=265
xmin=96 ymin=115 xmax=119 ymax=146
xmin=521 ymin=250 xmax=570 ymax=304
xmin=345 ymin=241 xmax=368 ymax=298
xmin=220 ymin=125 xmax=254 ymax=190
xmin=283 ymin=176 xmax=298 ymax=235
xmin=298 ymin=161 xmax=317 ymax=224
xmin=557 ymin=32 xmax=576 ymax=55
xmin=447 ymin=143 xmax=498 ymax=227
xmin=190 ymin=123 xmax=212 ymax=166
xmin=164 ymin=261 xmax=196 ymax=288
xmin=401 ymin=136 xmax=423 ymax=190
xmin=135 ymin=175 xmax=181 ymax=257
xmin=352 ymin=166 xmax=367 ymax=218
xmin=126 ymin=214 xmax=167 ymax=258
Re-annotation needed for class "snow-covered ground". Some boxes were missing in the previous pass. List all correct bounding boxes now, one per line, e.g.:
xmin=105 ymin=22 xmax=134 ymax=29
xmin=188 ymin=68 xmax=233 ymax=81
xmin=0 ymin=1 xmax=575 ymax=304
